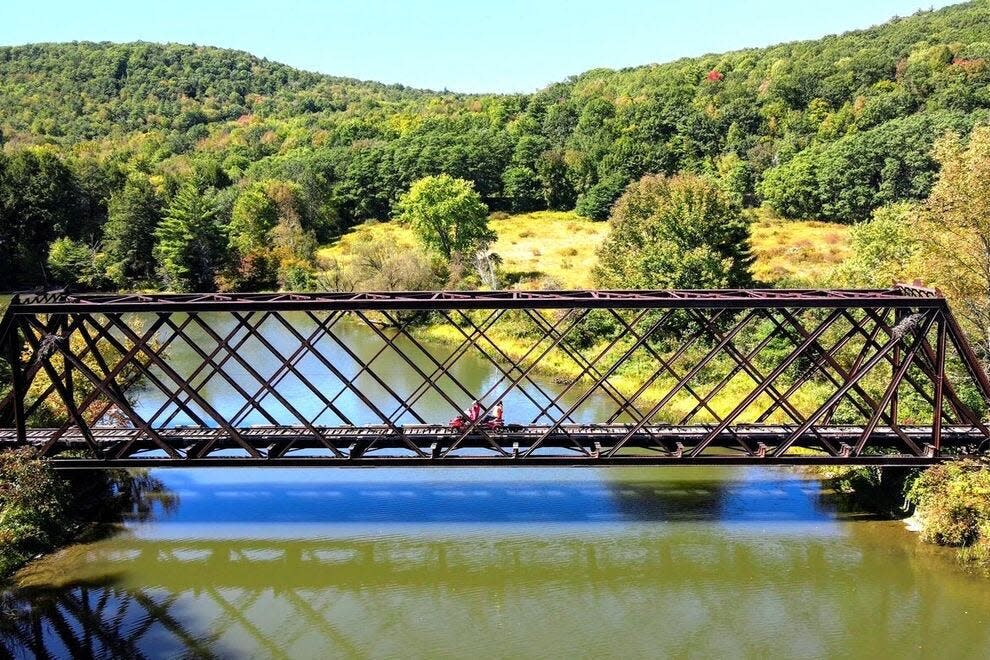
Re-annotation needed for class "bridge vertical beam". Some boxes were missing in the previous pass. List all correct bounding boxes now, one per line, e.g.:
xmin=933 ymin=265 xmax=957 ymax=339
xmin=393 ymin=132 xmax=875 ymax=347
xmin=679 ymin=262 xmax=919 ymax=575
xmin=891 ymin=308 xmax=902 ymax=427
xmin=932 ymin=312 xmax=947 ymax=457
xmin=6 ymin=313 xmax=26 ymax=445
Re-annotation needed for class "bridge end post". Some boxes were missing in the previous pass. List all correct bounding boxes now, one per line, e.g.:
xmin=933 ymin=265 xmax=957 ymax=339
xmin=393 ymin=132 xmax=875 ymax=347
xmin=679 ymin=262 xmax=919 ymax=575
xmin=932 ymin=311 xmax=947 ymax=458
xmin=5 ymin=314 xmax=27 ymax=445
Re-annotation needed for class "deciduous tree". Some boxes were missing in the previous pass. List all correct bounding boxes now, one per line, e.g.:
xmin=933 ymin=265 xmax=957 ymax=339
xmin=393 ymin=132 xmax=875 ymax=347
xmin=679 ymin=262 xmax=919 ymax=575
xmin=395 ymin=175 xmax=494 ymax=261
xmin=595 ymin=173 xmax=752 ymax=289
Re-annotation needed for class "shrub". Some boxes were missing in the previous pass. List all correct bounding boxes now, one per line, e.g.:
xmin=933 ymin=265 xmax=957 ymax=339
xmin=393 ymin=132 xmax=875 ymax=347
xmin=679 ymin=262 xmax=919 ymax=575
xmin=908 ymin=460 xmax=990 ymax=547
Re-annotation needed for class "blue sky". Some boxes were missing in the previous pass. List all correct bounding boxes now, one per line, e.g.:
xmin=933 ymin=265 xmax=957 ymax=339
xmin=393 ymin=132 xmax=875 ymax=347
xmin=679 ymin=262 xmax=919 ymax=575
xmin=1 ymin=0 xmax=960 ymax=92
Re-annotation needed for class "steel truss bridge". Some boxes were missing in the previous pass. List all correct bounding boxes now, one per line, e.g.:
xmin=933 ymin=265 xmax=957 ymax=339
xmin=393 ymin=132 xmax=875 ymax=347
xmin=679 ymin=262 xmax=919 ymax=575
xmin=1 ymin=286 xmax=989 ymax=467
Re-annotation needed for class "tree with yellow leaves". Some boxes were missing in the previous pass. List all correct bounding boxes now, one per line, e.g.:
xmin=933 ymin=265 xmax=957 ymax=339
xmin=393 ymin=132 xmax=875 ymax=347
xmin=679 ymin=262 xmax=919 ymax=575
xmin=921 ymin=124 xmax=990 ymax=357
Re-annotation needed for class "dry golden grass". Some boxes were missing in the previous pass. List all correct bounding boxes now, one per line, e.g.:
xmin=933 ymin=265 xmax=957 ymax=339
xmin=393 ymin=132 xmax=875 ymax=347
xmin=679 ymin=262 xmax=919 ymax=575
xmin=314 ymin=221 xmax=418 ymax=270
xmin=316 ymin=208 xmax=851 ymax=289
xmin=490 ymin=211 xmax=608 ymax=287
xmin=749 ymin=208 xmax=851 ymax=285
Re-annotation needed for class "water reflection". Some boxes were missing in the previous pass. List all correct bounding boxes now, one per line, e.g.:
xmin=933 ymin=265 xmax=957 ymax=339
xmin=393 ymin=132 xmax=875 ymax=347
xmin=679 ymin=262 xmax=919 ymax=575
xmin=4 ymin=468 xmax=990 ymax=658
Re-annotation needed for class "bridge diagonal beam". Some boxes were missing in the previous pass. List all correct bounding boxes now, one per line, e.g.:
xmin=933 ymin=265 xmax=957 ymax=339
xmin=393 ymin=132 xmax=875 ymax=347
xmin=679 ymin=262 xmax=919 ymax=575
xmin=186 ymin=312 xmax=344 ymax=458
xmin=681 ymin=309 xmax=796 ymax=425
xmin=853 ymin=313 xmax=936 ymax=455
xmin=689 ymin=308 xmax=847 ymax=458
xmin=606 ymin=309 xmax=729 ymax=425
xmin=162 ymin=313 xmax=285 ymax=426
xmin=66 ymin=316 xmax=176 ymax=443
xmin=83 ymin=312 xmax=211 ymax=429
xmin=769 ymin=308 xmax=918 ymax=449
xmin=773 ymin=312 xmax=936 ymax=457
xmin=353 ymin=309 xmax=496 ymax=454
xmin=260 ymin=311 xmax=428 ymax=457
xmin=297 ymin=310 xmax=428 ymax=426
xmin=376 ymin=309 xmax=505 ymax=425
xmin=451 ymin=308 xmax=593 ymax=457
xmin=606 ymin=309 xmax=762 ymax=458
xmin=522 ymin=309 xmax=679 ymax=457
xmin=858 ymin=307 xmax=980 ymax=431
xmin=524 ymin=308 xmax=664 ymax=427
xmin=685 ymin=309 xmax=823 ymax=454
xmin=757 ymin=309 xmax=880 ymax=427
xmin=19 ymin=317 xmax=103 ymax=458
xmin=99 ymin=312 xmax=259 ymax=457
xmin=448 ymin=308 xmax=588 ymax=425
xmin=49 ymin=316 xmax=180 ymax=459
xmin=151 ymin=310 xmax=276 ymax=429
xmin=524 ymin=308 xmax=655 ymax=425
xmin=223 ymin=312 xmax=345 ymax=427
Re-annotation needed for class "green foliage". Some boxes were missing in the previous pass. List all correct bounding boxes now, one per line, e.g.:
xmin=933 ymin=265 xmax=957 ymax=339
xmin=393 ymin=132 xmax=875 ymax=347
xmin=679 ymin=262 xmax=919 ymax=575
xmin=103 ymin=175 xmax=162 ymax=285
xmin=908 ymin=460 xmax=990 ymax=548
xmin=153 ymin=181 xmax=226 ymax=291
xmin=4 ymin=3 xmax=990 ymax=287
xmin=595 ymin=174 xmax=753 ymax=289
xmin=919 ymin=123 xmax=990 ymax=357
xmin=47 ymin=237 xmax=108 ymax=288
xmin=0 ymin=449 xmax=68 ymax=576
xmin=0 ymin=448 xmax=177 ymax=577
xmin=502 ymin=166 xmax=542 ymax=213
xmin=831 ymin=202 xmax=921 ymax=286
xmin=0 ymin=148 xmax=91 ymax=286
xmin=575 ymin=174 xmax=627 ymax=220
xmin=396 ymin=175 xmax=494 ymax=261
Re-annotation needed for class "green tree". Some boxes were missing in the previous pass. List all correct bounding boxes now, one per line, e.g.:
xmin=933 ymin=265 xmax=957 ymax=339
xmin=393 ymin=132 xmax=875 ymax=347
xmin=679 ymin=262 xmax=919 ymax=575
xmin=0 ymin=148 xmax=82 ymax=287
xmin=103 ymin=175 xmax=161 ymax=285
xmin=501 ymin=166 xmax=542 ymax=212
xmin=831 ymin=202 xmax=921 ymax=287
xmin=224 ymin=180 xmax=316 ymax=291
xmin=47 ymin=237 xmax=107 ymax=288
xmin=575 ymin=174 xmax=628 ymax=220
xmin=918 ymin=124 xmax=990 ymax=356
xmin=595 ymin=173 xmax=752 ymax=289
xmin=153 ymin=181 xmax=226 ymax=291
xmin=395 ymin=175 xmax=494 ymax=261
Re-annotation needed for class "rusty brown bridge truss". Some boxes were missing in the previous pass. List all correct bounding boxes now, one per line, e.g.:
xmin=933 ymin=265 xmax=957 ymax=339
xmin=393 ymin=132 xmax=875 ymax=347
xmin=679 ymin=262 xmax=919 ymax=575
xmin=1 ymin=286 xmax=989 ymax=468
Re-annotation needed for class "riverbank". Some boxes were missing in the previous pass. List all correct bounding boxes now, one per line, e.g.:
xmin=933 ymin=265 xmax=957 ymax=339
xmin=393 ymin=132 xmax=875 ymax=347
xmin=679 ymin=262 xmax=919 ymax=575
xmin=0 ymin=449 xmax=169 ymax=579
xmin=811 ymin=459 xmax=990 ymax=573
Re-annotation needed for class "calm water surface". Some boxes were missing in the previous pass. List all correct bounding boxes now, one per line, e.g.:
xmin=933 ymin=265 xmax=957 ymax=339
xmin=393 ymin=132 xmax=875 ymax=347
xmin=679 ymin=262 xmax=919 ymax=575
xmin=3 ymin=319 xmax=990 ymax=658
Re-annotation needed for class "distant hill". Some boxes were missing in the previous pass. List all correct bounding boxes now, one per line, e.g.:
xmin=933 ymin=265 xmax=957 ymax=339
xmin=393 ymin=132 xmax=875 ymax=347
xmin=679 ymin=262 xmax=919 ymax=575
xmin=0 ymin=42 xmax=434 ymax=140
xmin=2 ymin=1 xmax=990 ymax=286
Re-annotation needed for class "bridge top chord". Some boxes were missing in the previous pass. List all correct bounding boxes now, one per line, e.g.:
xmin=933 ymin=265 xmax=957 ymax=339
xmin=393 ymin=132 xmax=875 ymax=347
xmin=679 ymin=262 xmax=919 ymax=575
xmin=6 ymin=285 xmax=943 ymax=313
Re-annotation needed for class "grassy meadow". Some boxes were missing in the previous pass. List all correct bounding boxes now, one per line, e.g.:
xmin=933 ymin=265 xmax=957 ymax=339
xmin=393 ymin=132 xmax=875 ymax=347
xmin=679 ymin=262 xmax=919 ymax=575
xmin=316 ymin=209 xmax=851 ymax=290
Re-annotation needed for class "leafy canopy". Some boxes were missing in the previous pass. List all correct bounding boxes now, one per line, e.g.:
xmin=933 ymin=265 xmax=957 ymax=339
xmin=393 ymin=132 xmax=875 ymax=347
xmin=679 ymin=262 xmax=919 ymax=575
xmin=396 ymin=174 xmax=494 ymax=261
xmin=919 ymin=123 xmax=990 ymax=355
xmin=595 ymin=173 xmax=752 ymax=289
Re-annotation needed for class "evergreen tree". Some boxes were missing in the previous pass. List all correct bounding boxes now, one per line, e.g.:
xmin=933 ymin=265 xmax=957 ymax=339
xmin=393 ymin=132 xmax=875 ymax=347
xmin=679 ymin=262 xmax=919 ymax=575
xmin=103 ymin=175 xmax=162 ymax=286
xmin=153 ymin=182 xmax=226 ymax=292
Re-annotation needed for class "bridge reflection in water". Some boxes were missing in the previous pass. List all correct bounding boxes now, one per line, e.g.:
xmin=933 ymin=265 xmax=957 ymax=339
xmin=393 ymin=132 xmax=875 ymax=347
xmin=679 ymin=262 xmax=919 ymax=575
xmin=4 ymin=471 xmax=990 ymax=658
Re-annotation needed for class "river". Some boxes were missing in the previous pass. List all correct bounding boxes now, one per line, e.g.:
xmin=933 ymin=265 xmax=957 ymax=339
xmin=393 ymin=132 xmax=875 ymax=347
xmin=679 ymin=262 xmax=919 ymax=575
xmin=2 ymin=317 xmax=990 ymax=658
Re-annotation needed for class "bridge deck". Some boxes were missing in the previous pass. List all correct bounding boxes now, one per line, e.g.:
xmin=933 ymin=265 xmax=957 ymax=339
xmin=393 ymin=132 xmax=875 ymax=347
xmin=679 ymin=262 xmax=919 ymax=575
xmin=2 ymin=424 xmax=980 ymax=467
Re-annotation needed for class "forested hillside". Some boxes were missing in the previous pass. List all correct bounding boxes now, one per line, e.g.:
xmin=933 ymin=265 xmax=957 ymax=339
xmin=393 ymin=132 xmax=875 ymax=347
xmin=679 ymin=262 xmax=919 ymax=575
xmin=2 ymin=1 xmax=990 ymax=289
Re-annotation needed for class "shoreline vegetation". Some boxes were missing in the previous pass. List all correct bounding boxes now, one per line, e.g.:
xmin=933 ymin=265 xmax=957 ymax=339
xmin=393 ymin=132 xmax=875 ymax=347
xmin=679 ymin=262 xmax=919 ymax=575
xmin=0 ymin=449 xmax=174 ymax=580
